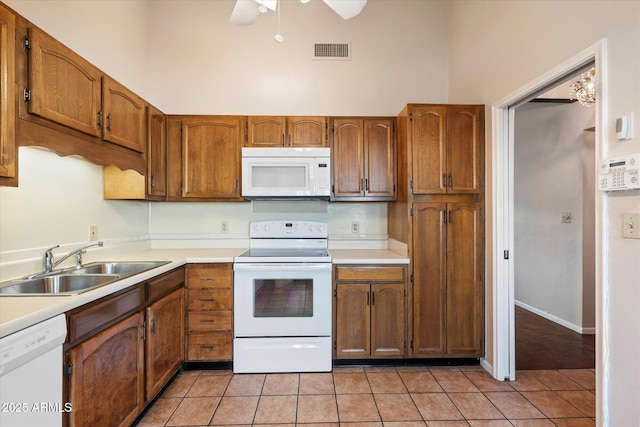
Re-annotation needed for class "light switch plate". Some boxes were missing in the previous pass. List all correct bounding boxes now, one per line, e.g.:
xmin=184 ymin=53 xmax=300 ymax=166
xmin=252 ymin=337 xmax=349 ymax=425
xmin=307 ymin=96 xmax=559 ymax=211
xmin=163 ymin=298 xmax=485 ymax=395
xmin=623 ymin=213 xmax=640 ymax=239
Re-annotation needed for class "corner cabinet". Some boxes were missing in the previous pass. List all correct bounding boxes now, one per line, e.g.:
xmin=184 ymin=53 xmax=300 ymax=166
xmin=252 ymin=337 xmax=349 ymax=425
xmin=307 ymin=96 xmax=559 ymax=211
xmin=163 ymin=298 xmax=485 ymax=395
xmin=246 ymin=116 xmax=327 ymax=147
xmin=0 ymin=3 xmax=17 ymax=185
xmin=167 ymin=116 xmax=244 ymax=201
xmin=331 ymin=117 xmax=396 ymax=201
xmin=103 ymin=105 xmax=167 ymax=200
xmin=334 ymin=266 xmax=406 ymax=358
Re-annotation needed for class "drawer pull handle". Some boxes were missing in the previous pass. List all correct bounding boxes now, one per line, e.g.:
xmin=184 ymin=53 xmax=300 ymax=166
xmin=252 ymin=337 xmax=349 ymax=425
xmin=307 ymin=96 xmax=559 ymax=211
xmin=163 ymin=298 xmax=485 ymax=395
xmin=199 ymin=298 xmax=216 ymax=302
xmin=200 ymin=319 xmax=216 ymax=323
xmin=200 ymin=345 xmax=215 ymax=349
xmin=200 ymin=278 xmax=215 ymax=281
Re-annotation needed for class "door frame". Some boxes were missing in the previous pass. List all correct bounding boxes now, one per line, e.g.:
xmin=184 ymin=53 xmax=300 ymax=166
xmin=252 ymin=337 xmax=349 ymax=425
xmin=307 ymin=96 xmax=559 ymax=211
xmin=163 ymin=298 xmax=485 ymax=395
xmin=490 ymin=39 xmax=607 ymax=419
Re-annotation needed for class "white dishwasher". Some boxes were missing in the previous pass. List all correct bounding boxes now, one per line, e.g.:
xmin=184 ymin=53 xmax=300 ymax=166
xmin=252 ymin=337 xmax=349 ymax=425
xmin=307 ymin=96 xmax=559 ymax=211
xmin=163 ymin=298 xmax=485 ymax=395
xmin=0 ymin=314 xmax=67 ymax=427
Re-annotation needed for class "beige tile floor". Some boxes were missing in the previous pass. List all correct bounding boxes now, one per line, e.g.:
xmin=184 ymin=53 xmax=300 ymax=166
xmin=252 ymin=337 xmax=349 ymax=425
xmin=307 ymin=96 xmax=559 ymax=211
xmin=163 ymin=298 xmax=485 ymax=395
xmin=135 ymin=366 xmax=596 ymax=427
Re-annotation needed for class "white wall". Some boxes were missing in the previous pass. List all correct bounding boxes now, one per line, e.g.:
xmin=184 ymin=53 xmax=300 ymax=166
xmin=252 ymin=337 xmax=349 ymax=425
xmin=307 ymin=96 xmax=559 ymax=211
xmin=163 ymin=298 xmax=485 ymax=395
xmin=513 ymin=101 xmax=595 ymax=332
xmin=147 ymin=0 xmax=449 ymax=115
xmin=448 ymin=1 xmax=640 ymax=425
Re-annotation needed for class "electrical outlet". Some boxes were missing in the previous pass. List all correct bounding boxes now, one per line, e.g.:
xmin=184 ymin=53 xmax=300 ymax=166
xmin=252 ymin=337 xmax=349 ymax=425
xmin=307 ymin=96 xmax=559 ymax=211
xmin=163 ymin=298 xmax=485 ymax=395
xmin=221 ymin=221 xmax=229 ymax=233
xmin=89 ymin=225 xmax=98 ymax=241
xmin=561 ymin=212 xmax=572 ymax=223
xmin=351 ymin=221 xmax=360 ymax=234
xmin=623 ymin=213 xmax=640 ymax=239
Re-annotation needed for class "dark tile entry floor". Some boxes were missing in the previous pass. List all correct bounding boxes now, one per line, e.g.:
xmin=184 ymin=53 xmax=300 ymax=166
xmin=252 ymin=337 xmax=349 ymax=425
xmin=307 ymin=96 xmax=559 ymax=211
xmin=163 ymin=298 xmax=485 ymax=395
xmin=516 ymin=305 xmax=596 ymax=370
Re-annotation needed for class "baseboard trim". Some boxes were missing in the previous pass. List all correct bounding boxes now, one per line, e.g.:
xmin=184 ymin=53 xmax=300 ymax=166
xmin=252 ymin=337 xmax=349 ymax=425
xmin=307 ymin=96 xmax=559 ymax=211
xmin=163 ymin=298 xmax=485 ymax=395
xmin=515 ymin=300 xmax=595 ymax=335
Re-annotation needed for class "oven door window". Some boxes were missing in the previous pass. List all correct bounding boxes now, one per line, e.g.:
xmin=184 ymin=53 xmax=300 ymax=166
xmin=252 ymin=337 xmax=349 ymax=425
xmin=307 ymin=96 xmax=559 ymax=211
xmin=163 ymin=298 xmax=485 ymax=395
xmin=254 ymin=278 xmax=313 ymax=317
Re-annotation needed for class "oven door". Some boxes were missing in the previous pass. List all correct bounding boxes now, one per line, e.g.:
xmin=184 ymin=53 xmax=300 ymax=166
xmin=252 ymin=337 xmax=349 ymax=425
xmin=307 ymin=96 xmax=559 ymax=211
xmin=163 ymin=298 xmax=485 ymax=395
xmin=233 ymin=263 xmax=332 ymax=337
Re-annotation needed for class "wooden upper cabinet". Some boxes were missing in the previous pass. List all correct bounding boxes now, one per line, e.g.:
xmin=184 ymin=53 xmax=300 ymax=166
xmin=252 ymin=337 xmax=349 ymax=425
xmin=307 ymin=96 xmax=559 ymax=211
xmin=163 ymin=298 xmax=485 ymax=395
xmin=102 ymin=76 xmax=145 ymax=153
xmin=332 ymin=119 xmax=364 ymax=197
xmin=332 ymin=117 xmax=395 ymax=201
xmin=147 ymin=105 xmax=167 ymax=198
xmin=410 ymin=105 xmax=483 ymax=194
xmin=0 ymin=4 xmax=16 ymax=181
xmin=246 ymin=116 xmax=327 ymax=147
xmin=179 ymin=116 xmax=243 ymax=199
xmin=26 ymin=26 xmax=101 ymax=137
xmin=247 ymin=116 xmax=286 ymax=147
xmin=287 ymin=116 xmax=327 ymax=147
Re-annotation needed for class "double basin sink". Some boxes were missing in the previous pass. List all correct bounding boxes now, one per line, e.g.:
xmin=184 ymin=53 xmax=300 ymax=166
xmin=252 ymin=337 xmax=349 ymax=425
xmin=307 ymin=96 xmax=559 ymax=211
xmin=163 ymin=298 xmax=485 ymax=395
xmin=0 ymin=261 xmax=170 ymax=296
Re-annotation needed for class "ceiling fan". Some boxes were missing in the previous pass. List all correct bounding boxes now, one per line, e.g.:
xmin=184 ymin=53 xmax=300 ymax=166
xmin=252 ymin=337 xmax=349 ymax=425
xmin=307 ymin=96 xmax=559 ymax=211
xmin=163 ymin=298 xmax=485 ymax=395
xmin=229 ymin=0 xmax=367 ymax=26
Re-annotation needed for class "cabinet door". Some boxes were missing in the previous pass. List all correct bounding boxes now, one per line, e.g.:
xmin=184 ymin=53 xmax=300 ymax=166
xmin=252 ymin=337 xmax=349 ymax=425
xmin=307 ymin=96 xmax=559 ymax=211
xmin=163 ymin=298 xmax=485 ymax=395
xmin=67 ymin=312 xmax=144 ymax=427
xmin=247 ymin=116 xmax=286 ymax=147
xmin=371 ymin=283 xmax=405 ymax=356
xmin=447 ymin=106 xmax=483 ymax=194
xmin=181 ymin=117 xmax=243 ymax=198
xmin=335 ymin=283 xmax=370 ymax=357
xmin=332 ymin=118 xmax=364 ymax=197
xmin=0 ymin=4 xmax=16 ymax=179
xmin=446 ymin=202 xmax=483 ymax=355
xmin=27 ymin=27 xmax=101 ymax=137
xmin=146 ymin=288 xmax=184 ymax=400
xmin=365 ymin=119 xmax=395 ymax=198
xmin=147 ymin=106 xmax=167 ymax=197
xmin=412 ymin=202 xmax=447 ymax=355
xmin=102 ymin=76 xmax=145 ymax=153
xmin=411 ymin=105 xmax=447 ymax=194
xmin=287 ymin=116 xmax=327 ymax=147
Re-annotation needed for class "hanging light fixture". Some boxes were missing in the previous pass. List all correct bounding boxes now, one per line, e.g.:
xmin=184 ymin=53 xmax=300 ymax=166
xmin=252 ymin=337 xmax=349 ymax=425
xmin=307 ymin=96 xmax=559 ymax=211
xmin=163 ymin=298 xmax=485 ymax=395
xmin=569 ymin=67 xmax=596 ymax=107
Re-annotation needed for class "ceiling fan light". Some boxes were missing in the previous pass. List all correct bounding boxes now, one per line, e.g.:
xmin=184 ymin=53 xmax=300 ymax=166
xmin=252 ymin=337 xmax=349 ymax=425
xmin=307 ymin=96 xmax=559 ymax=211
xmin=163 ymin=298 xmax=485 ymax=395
xmin=301 ymin=0 xmax=311 ymax=3
xmin=258 ymin=5 xmax=267 ymax=13
xmin=322 ymin=0 xmax=367 ymax=20
xmin=254 ymin=0 xmax=277 ymax=12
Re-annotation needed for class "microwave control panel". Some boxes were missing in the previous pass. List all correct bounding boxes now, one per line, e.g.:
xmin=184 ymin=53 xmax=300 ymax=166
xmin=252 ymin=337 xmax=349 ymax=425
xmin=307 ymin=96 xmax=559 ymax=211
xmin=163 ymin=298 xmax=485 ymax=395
xmin=599 ymin=152 xmax=640 ymax=191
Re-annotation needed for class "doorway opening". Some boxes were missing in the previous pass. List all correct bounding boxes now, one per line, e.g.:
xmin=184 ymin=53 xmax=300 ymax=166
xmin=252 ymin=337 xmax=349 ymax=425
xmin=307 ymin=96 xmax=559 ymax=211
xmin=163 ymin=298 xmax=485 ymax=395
xmin=490 ymin=40 xmax=606 ymax=387
xmin=513 ymin=80 xmax=596 ymax=370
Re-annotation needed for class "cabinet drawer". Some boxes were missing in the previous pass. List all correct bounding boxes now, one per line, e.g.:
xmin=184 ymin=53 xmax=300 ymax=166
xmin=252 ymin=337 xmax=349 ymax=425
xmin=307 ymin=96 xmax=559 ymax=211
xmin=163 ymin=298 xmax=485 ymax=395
xmin=187 ymin=264 xmax=232 ymax=289
xmin=335 ymin=266 xmax=405 ymax=283
xmin=187 ymin=331 xmax=232 ymax=361
xmin=188 ymin=311 xmax=231 ymax=332
xmin=147 ymin=267 xmax=185 ymax=302
xmin=68 ymin=286 xmax=144 ymax=343
xmin=188 ymin=289 xmax=232 ymax=310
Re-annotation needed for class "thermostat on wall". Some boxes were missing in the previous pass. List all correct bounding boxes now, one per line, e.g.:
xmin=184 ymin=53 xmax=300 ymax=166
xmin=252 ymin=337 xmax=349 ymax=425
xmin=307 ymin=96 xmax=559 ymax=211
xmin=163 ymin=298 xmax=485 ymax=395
xmin=598 ymin=152 xmax=640 ymax=191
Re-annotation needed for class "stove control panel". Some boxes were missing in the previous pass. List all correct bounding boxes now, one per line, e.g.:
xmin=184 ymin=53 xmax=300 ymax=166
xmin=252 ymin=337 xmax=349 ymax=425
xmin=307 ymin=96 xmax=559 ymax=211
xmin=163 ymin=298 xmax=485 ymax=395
xmin=249 ymin=220 xmax=328 ymax=238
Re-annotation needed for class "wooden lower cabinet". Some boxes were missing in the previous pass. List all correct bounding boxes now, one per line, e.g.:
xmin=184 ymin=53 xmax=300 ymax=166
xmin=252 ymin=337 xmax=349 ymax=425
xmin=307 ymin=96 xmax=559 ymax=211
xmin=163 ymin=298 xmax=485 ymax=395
xmin=145 ymin=287 xmax=185 ymax=400
xmin=412 ymin=202 xmax=483 ymax=357
xmin=186 ymin=264 xmax=233 ymax=361
xmin=334 ymin=266 xmax=406 ymax=358
xmin=64 ymin=267 xmax=185 ymax=427
xmin=67 ymin=312 xmax=145 ymax=427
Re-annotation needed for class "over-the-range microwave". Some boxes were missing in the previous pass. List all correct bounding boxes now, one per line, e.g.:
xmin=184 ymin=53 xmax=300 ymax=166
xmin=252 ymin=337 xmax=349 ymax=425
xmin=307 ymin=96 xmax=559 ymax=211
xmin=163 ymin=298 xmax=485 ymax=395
xmin=241 ymin=147 xmax=331 ymax=199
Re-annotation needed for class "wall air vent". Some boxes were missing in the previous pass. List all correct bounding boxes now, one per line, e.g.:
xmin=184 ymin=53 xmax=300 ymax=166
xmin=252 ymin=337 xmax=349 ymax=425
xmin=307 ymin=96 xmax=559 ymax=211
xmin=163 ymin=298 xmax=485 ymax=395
xmin=313 ymin=43 xmax=351 ymax=61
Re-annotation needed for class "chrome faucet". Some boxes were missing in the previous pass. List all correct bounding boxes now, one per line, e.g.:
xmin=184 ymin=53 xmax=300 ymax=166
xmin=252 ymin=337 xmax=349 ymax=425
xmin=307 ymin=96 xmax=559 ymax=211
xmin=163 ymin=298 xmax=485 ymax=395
xmin=42 ymin=241 xmax=104 ymax=274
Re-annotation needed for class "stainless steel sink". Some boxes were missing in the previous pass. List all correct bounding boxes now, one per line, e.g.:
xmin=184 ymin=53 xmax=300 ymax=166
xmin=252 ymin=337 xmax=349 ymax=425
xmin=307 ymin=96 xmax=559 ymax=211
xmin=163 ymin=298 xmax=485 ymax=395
xmin=0 ymin=274 xmax=120 ymax=295
xmin=68 ymin=261 xmax=170 ymax=276
xmin=0 ymin=261 xmax=171 ymax=296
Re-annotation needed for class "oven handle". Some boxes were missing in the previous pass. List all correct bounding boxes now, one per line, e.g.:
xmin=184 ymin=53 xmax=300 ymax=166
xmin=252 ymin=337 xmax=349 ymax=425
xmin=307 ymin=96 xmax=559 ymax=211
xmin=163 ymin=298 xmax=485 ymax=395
xmin=233 ymin=263 xmax=332 ymax=272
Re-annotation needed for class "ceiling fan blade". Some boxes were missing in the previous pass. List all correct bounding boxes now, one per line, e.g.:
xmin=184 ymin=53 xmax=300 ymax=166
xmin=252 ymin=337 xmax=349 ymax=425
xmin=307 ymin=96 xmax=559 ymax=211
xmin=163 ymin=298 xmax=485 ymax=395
xmin=322 ymin=0 xmax=367 ymax=20
xmin=229 ymin=0 xmax=260 ymax=26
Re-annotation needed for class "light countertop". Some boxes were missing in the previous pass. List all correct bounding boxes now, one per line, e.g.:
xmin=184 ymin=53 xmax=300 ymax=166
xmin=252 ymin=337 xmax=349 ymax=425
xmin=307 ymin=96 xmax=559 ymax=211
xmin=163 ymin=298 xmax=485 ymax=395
xmin=0 ymin=248 xmax=407 ymax=338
